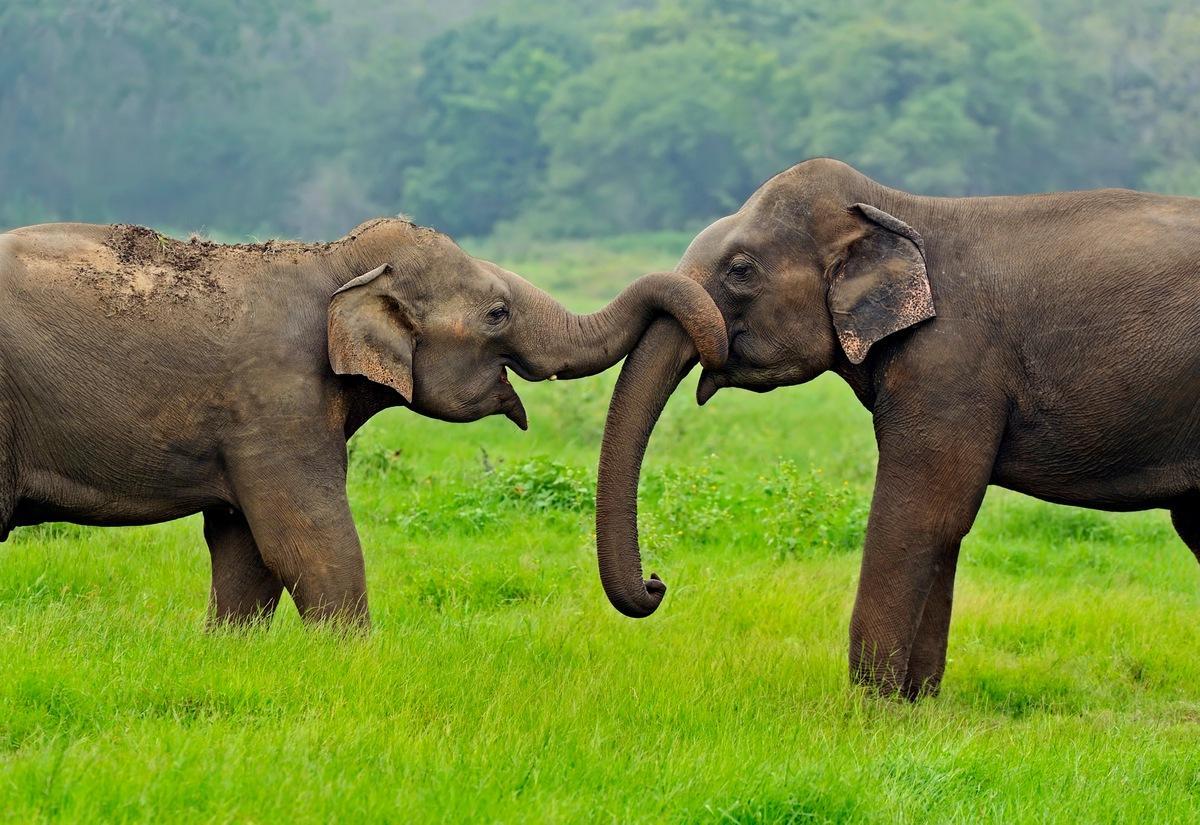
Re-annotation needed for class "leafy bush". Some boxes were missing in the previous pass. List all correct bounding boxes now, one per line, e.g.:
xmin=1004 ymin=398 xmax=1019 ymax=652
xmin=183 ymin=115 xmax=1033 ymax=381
xmin=761 ymin=461 xmax=868 ymax=559
xmin=485 ymin=458 xmax=593 ymax=512
xmin=347 ymin=441 xmax=415 ymax=485
xmin=643 ymin=462 xmax=735 ymax=548
xmin=451 ymin=455 xmax=594 ymax=521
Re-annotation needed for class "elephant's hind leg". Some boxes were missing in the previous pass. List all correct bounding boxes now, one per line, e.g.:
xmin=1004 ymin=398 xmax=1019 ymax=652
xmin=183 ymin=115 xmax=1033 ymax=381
xmin=203 ymin=506 xmax=284 ymax=627
xmin=0 ymin=414 xmax=15 ymax=543
xmin=1172 ymin=499 xmax=1200 ymax=564
xmin=0 ymin=486 xmax=12 ymax=542
xmin=0 ymin=461 xmax=13 ymax=542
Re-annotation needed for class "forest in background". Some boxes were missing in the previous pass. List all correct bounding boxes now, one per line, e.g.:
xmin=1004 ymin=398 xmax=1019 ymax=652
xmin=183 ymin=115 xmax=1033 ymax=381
xmin=4 ymin=0 xmax=1199 ymax=240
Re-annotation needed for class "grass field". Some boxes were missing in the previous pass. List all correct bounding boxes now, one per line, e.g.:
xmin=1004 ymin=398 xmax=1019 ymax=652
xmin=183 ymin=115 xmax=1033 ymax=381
xmin=1 ymin=236 xmax=1198 ymax=823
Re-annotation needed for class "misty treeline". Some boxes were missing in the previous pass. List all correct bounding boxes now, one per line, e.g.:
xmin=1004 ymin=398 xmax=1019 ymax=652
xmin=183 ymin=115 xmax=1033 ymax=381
xmin=4 ymin=0 xmax=1199 ymax=240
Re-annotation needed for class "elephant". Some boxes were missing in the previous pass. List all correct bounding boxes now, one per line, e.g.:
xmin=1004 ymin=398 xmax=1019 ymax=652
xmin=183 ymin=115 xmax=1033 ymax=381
xmin=593 ymin=157 xmax=1200 ymax=699
xmin=0 ymin=217 xmax=727 ymax=626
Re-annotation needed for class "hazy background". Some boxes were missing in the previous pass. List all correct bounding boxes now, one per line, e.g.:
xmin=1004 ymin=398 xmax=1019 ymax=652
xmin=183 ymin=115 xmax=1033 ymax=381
xmin=4 ymin=0 xmax=1199 ymax=241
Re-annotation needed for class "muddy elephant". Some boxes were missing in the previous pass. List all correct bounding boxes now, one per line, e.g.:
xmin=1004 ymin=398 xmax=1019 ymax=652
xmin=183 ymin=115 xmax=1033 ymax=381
xmin=594 ymin=158 xmax=1200 ymax=699
xmin=0 ymin=218 xmax=726 ymax=626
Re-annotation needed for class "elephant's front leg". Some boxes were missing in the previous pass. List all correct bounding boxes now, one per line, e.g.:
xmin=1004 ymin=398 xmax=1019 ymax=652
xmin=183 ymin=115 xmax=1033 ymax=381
xmin=229 ymin=450 xmax=370 ymax=626
xmin=902 ymin=540 xmax=961 ymax=699
xmin=849 ymin=409 xmax=999 ymax=698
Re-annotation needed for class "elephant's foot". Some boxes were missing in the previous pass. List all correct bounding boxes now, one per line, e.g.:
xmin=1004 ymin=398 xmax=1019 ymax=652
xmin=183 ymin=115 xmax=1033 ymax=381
xmin=849 ymin=636 xmax=912 ymax=700
xmin=900 ymin=668 xmax=944 ymax=701
xmin=207 ymin=575 xmax=283 ymax=629
xmin=850 ymin=649 xmax=942 ymax=701
xmin=898 ymin=542 xmax=960 ymax=700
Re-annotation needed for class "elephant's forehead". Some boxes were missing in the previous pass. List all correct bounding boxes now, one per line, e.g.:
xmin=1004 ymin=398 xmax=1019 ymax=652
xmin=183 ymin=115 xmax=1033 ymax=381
xmin=679 ymin=210 xmax=787 ymax=275
xmin=472 ymin=260 xmax=516 ymax=294
xmin=679 ymin=215 xmax=739 ymax=272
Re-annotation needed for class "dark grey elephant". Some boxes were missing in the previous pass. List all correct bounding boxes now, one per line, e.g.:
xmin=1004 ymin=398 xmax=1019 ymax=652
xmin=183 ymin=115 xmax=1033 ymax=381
xmin=0 ymin=218 xmax=726 ymax=626
xmin=594 ymin=158 xmax=1200 ymax=699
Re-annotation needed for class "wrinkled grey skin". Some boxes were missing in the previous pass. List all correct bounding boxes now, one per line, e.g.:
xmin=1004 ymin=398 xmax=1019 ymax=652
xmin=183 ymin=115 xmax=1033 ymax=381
xmin=595 ymin=158 xmax=1200 ymax=699
xmin=0 ymin=218 xmax=726 ymax=626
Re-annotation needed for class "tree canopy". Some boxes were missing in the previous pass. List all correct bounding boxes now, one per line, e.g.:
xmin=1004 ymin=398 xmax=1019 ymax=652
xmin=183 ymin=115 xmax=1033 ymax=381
xmin=3 ymin=0 xmax=1198 ymax=239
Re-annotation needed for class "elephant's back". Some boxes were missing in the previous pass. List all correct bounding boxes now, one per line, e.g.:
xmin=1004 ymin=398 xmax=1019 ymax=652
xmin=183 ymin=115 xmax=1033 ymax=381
xmin=0 ymin=223 xmax=251 ymax=439
xmin=1 ymin=223 xmax=106 ymax=294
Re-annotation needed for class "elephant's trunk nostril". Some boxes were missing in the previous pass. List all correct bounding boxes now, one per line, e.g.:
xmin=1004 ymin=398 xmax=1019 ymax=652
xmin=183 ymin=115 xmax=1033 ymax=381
xmin=646 ymin=573 xmax=666 ymax=597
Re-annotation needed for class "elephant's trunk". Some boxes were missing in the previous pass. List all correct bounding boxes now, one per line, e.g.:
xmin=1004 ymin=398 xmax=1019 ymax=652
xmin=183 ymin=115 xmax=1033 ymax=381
xmin=512 ymin=272 xmax=725 ymax=380
xmin=595 ymin=318 xmax=696 ymax=617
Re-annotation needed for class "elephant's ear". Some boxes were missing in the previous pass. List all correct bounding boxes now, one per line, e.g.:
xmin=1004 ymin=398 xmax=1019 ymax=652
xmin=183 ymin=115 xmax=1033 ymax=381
xmin=827 ymin=203 xmax=935 ymax=364
xmin=327 ymin=263 xmax=416 ymax=402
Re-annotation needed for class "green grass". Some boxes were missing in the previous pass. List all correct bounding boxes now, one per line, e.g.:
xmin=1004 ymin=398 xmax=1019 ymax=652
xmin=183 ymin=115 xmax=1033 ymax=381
xmin=2 ymin=238 xmax=1198 ymax=822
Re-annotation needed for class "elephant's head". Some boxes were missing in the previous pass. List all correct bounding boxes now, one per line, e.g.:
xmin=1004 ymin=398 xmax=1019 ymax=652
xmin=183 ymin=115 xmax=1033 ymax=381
xmin=596 ymin=158 xmax=934 ymax=617
xmin=327 ymin=222 xmax=728 ymax=429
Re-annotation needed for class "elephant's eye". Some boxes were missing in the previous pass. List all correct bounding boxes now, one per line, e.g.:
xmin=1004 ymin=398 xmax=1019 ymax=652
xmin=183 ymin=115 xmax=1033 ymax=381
xmin=727 ymin=260 xmax=754 ymax=284
xmin=485 ymin=303 xmax=510 ymax=326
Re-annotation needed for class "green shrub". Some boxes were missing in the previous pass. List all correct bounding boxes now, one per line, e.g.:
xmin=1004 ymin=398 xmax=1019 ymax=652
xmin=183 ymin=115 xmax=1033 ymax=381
xmin=761 ymin=462 xmax=868 ymax=559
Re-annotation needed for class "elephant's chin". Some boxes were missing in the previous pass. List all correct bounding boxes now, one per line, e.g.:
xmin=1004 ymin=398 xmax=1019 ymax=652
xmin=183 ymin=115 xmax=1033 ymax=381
xmin=498 ymin=368 xmax=529 ymax=430
xmin=696 ymin=369 xmax=725 ymax=406
xmin=504 ymin=400 xmax=528 ymax=430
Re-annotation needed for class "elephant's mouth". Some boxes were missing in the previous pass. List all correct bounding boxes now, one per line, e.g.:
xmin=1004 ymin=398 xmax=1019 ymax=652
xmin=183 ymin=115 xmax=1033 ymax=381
xmin=696 ymin=327 xmax=750 ymax=404
xmin=502 ymin=354 xmax=540 ymax=383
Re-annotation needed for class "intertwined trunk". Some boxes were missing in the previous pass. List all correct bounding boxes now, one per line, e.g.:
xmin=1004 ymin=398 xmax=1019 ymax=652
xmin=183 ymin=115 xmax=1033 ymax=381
xmin=511 ymin=273 xmax=725 ymax=380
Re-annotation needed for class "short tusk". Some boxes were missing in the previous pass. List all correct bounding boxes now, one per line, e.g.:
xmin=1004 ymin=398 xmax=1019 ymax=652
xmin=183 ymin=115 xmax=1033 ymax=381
xmin=549 ymin=374 xmax=558 ymax=381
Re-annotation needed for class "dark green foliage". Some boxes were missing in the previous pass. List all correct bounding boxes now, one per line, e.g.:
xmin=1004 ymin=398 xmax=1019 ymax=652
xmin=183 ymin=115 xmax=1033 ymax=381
xmin=4 ymin=1 xmax=1200 ymax=239
xmin=401 ymin=18 xmax=589 ymax=236
xmin=761 ymin=463 xmax=867 ymax=559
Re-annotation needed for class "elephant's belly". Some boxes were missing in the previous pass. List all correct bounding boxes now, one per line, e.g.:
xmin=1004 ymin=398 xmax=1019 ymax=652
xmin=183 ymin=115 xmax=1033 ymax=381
xmin=5 ymin=354 xmax=238 ymax=528
xmin=12 ymin=461 xmax=231 ymax=528
xmin=993 ymin=328 xmax=1200 ymax=509
xmin=990 ymin=418 xmax=1199 ymax=511
xmin=9 ymin=414 xmax=233 ymax=529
